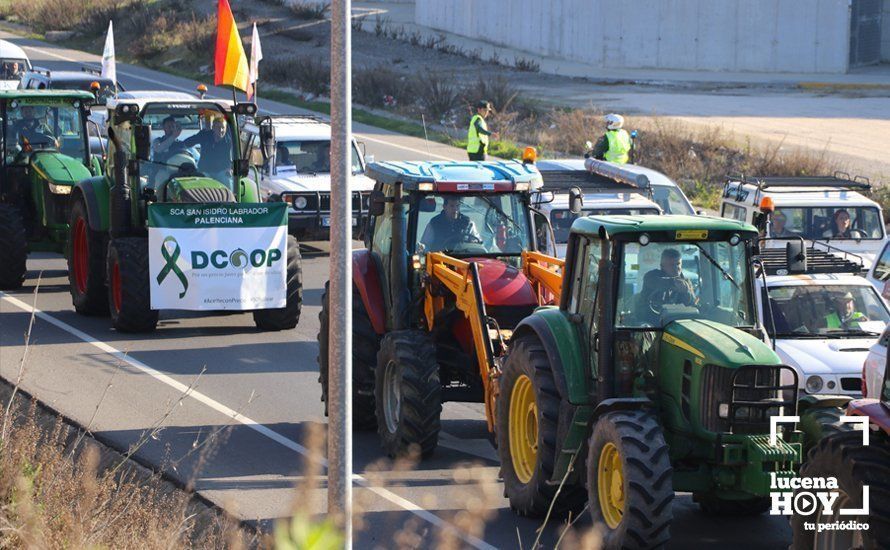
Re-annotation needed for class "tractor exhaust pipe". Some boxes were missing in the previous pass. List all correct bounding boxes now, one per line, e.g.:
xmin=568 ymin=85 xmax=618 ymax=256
xmin=389 ymin=182 xmax=408 ymax=330
xmin=107 ymin=127 xmax=131 ymax=237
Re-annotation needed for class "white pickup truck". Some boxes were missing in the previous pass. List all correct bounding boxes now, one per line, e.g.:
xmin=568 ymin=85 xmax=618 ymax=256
xmin=241 ymin=115 xmax=375 ymax=240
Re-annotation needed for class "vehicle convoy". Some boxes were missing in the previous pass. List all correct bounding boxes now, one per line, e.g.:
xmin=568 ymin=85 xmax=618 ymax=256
xmin=241 ymin=115 xmax=375 ymax=240
xmin=721 ymin=174 xmax=887 ymax=265
xmin=316 ymin=160 xmax=558 ymax=442
xmin=792 ymin=350 xmax=890 ymax=549
xmin=496 ymin=215 xmax=822 ymax=548
xmin=66 ymin=96 xmax=302 ymax=332
xmin=0 ymin=39 xmax=31 ymax=90
xmin=0 ymin=89 xmax=103 ymax=289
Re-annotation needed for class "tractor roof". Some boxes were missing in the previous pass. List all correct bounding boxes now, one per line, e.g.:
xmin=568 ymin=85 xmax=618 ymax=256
xmin=0 ymin=89 xmax=94 ymax=100
xmin=366 ymin=160 xmax=543 ymax=192
xmin=106 ymin=96 xmax=234 ymax=112
xmin=572 ymin=214 xmax=758 ymax=239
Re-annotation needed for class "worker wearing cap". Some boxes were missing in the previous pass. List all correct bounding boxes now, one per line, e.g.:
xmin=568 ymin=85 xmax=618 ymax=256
xmin=823 ymin=292 xmax=868 ymax=330
xmin=591 ymin=113 xmax=633 ymax=164
xmin=466 ymin=100 xmax=499 ymax=161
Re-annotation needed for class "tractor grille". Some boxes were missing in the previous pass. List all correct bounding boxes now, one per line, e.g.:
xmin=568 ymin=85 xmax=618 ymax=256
xmin=700 ymin=365 xmax=798 ymax=434
xmin=174 ymin=185 xmax=236 ymax=203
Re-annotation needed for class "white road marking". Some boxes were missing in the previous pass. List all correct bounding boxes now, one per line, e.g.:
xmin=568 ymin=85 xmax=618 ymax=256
xmin=0 ymin=291 xmax=496 ymax=550
xmin=19 ymin=43 xmax=459 ymax=161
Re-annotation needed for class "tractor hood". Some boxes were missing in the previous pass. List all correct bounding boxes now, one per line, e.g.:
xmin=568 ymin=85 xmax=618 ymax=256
xmin=472 ymin=258 xmax=538 ymax=307
xmin=262 ymin=171 xmax=376 ymax=195
xmin=775 ymin=337 xmax=873 ymax=376
xmin=31 ymin=152 xmax=91 ymax=187
xmin=663 ymin=319 xmax=781 ymax=367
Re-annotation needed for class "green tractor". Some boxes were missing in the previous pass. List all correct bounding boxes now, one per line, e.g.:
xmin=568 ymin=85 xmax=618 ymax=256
xmin=497 ymin=215 xmax=808 ymax=548
xmin=0 ymin=90 xmax=103 ymax=289
xmin=67 ymin=96 xmax=302 ymax=331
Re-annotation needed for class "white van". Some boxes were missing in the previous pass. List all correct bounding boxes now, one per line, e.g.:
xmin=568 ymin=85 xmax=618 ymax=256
xmin=0 ymin=40 xmax=31 ymax=90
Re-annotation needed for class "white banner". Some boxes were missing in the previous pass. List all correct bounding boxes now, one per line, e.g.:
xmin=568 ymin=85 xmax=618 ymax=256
xmin=147 ymin=203 xmax=287 ymax=311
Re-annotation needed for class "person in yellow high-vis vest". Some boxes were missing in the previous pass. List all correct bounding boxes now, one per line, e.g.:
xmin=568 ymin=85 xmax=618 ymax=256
xmin=467 ymin=100 xmax=499 ymax=161
xmin=591 ymin=113 xmax=633 ymax=164
xmin=823 ymin=292 xmax=868 ymax=330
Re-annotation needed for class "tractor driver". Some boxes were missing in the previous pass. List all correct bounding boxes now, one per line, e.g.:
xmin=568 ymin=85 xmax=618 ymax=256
xmin=10 ymin=105 xmax=55 ymax=149
xmin=181 ymin=115 xmax=233 ymax=181
xmin=420 ymin=196 xmax=482 ymax=252
xmin=636 ymin=248 xmax=696 ymax=322
xmin=151 ymin=116 xmax=186 ymax=164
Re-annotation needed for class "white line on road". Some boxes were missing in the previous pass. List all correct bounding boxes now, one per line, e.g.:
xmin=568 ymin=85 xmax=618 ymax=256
xmin=0 ymin=291 xmax=496 ymax=550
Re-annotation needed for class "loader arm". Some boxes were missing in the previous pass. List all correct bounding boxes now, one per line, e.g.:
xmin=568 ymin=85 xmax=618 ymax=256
xmin=522 ymin=250 xmax=564 ymax=303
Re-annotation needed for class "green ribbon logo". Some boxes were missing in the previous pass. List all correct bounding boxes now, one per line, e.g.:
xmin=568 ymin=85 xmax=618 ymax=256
xmin=157 ymin=236 xmax=189 ymax=298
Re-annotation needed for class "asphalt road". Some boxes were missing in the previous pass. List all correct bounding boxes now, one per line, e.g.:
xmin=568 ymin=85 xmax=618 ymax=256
xmin=0 ymin=32 xmax=792 ymax=548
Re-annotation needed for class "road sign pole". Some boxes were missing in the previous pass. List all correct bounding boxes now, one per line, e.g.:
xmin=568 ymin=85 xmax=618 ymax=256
xmin=329 ymin=0 xmax=353 ymax=546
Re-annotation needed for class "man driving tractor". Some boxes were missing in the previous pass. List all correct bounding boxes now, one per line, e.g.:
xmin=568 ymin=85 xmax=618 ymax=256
xmin=636 ymin=248 xmax=697 ymax=322
xmin=420 ymin=196 xmax=482 ymax=251
xmin=9 ymin=105 xmax=54 ymax=148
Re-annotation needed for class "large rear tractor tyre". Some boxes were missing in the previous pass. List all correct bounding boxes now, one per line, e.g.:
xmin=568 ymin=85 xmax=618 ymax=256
xmin=587 ymin=410 xmax=674 ymax=550
xmin=318 ymin=281 xmax=380 ymax=431
xmin=253 ymin=235 xmax=302 ymax=330
xmin=375 ymin=330 xmax=441 ymax=458
xmin=694 ymin=494 xmax=770 ymax=516
xmin=792 ymin=431 xmax=890 ymax=550
xmin=799 ymin=405 xmax=853 ymax=456
xmin=496 ymin=335 xmax=587 ymax=517
xmin=107 ymin=238 xmax=158 ymax=333
xmin=0 ymin=204 xmax=28 ymax=290
xmin=67 ymin=198 xmax=108 ymax=315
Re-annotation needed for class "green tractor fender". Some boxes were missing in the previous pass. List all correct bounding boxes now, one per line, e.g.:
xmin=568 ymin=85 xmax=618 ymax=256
xmin=239 ymin=177 xmax=261 ymax=203
xmin=72 ymin=176 xmax=112 ymax=232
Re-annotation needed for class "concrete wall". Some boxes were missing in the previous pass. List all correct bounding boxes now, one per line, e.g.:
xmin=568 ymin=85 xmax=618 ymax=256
xmin=415 ymin=0 xmax=853 ymax=73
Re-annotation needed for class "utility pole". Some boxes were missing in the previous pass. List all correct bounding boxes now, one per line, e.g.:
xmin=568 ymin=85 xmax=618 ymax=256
xmin=328 ymin=0 xmax=353 ymax=546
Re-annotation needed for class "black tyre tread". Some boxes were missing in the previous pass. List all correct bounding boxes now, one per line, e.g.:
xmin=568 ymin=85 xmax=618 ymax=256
xmin=253 ymin=235 xmax=303 ymax=330
xmin=588 ymin=410 xmax=674 ymax=550
xmin=375 ymin=330 xmax=441 ymax=458
xmin=67 ymin=198 xmax=108 ymax=315
xmin=793 ymin=431 xmax=890 ymax=550
xmin=696 ymin=495 xmax=770 ymax=516
xmin=317 ymin=281 xmax=380 ymax=431
xmin=0 ymin=204 xmax=28 ymax=290
xmin=497 ymin=335 xmax=587 ymax=518
xmin=107 ymin=238 xmax=158 ymax=333
xmin=799 ymin=405 xmax=854 ymax=454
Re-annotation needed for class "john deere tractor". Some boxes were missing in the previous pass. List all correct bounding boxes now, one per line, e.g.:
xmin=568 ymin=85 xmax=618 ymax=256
xmin=497 ymin=215 xmax=810 ymax=548
xmin=67 ymin=96 xmax=302 ymax=332
xmin=0 ymin=90 xmax=102 ymax=289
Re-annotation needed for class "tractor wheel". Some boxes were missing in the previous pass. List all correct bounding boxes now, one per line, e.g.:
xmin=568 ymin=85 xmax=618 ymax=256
xmin=375 ymin=330 xmax=441 ymax=458
xmin=587 ymin=410 xmax=674 ymax=550
xmin=695 ymin=494 xmax=770 ymax=516
xmin=496 ymin=334 xmax=586 ymax=517
xmin=253 ymin=235 xmax=302 ymax=330
xmin=0 ymin=204 xmax=28 ymax=290
xmin=67 ymin=198 xmax=108 ymax=315
xmin=318 ymin=281 xmax=380 ymax=431
xmin=792 ymin=431 xmax=890 ymax=550
xmin=799 ymin=405 xmax=853 ymax=455
xmin=107 ymin=238 xmax=158 ymax=333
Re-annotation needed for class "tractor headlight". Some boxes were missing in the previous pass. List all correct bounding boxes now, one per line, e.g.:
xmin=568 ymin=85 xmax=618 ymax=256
xmin=48 ymin=183 xmax=72 ymax=195
xmin=293 ymin=196 xmax=308 ymax=209
xmin=805 ymin=375 xmax=824 ymax=394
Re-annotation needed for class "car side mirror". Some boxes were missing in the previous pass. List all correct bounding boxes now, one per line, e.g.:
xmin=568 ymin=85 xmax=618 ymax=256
xmin=569 ymin=186 xmax=583 ymax=215
xmin=368 ymin=189 xmax=386 ymax=217
xmin=134 ymin=125 xmax=151 ymax=160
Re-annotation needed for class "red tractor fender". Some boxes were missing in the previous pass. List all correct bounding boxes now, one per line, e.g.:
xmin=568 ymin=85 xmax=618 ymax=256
xmin=847 ymin=398 xmax=890 ymax=435
xmin=353 ymin=249 xmax=386 ymax=334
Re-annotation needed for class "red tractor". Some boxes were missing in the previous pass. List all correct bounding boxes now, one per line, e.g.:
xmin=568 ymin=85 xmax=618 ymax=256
xmin=317 ymin=160 xmax=562 ymax=456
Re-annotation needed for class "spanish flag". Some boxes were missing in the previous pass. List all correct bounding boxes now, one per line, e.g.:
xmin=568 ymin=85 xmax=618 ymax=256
xmin=214 ymin=0 xmax=249 ymax=92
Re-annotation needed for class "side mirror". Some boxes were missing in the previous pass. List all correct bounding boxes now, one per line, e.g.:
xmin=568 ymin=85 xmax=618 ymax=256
xmin=786 ymin=240 xmax=807 ymax=274
xmin=134 ymin=125 xmax=151 ymax=160
xmin=569 ymin=186 xmax=584 ymax=215
xmin=259 ymin=120 xmax=275 ymax=159
xmin=368 ymin=189 xmax=386 ymax=217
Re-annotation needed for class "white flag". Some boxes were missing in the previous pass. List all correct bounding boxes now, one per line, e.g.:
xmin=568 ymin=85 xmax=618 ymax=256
xmin=247 ymin=23 xmax=263 ymax=101
xmin=101 ymin=21 xmax=116 ymax=85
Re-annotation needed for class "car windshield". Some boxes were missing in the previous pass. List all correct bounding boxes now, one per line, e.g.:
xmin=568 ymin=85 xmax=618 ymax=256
xmin=132 ymin=103 xmax=236 ymax=191
xmin=764 ymin=284 xmax=889 ymax=338
xmin=616 ymin=240 xmax=754 ymax=329
xmin=768 ymin=206 xmax=883 ymax=240
xmin=0 ymin=59 xmax=27 ymax=81
xmin=551 ymin=206 xmax=660 ymax=244
xmin=3 ymin=98 xmax=86 ymax=165
xmin=652 ymin=185 xmax=695 ymax=215
xmin=274 ymin=139 xmax=362 ymax=174
xmin=415 ymin=193 xmax=531 ymax=256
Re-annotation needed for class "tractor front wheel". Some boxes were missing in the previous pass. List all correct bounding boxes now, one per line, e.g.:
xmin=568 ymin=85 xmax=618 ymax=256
xmin=496 ymin=334 xmax=586 ymax=517
xmin=253 ymin=235 xmax=302 ymax=330
xmin=799 ymin=404 xmax=853 ymax=455
xmin=67 ymin=198 xmax=108 ymax=315
xmin=0 ymin=204 xmax=27 ymax=290
xmin=107 ymin=238 xmax=158 ymax=333
xmin=587 ymin=410 xmax=674 ymax=549
xmin=375 ymin=330 xmax=441 ymax=458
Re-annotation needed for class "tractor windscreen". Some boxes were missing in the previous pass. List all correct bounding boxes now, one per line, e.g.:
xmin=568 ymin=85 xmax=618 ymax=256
xmin=615 ymin=239 xmax=755 ymax=329
xmin=764 ymin=284 xmax=889 ymax=338
xmin=414 ymin=193 xmax=531 ymax=256
xmin=136 ymin=103 xmax=236 ymax=192
xmin=3 ymin=98 xmax=86 ymax=165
